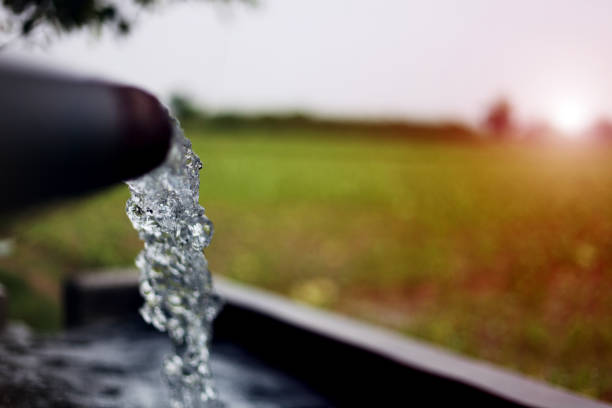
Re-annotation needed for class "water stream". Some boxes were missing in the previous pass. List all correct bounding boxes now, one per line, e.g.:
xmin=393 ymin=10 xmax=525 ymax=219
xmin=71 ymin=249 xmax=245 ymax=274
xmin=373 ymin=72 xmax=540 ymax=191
xmin=125 ymin=119 xmax=222 ymax=408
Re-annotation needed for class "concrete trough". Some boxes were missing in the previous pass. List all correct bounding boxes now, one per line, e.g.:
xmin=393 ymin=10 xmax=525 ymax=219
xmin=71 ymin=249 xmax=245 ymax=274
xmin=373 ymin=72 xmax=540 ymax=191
xmin=63 ymin=269 xmax=611 ymax=408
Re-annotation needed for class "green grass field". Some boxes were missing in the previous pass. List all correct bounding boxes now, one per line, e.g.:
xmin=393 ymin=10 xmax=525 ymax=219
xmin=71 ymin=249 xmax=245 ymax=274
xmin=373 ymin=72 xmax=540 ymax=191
xmin=1 ymin=125 xmax=611 ymax=401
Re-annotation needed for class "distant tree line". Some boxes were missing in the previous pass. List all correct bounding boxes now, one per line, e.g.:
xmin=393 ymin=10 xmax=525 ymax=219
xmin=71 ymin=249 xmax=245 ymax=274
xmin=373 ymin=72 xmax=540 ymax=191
xmin=169 ymin=94 xmax=477 ymax=142
xmin=483 ymin=98 xmax=612 ymax=143
xmin=589 ymin=119 xmax=612 ymax=143
xmin=171 ymin=93 xmax=612 ymax=143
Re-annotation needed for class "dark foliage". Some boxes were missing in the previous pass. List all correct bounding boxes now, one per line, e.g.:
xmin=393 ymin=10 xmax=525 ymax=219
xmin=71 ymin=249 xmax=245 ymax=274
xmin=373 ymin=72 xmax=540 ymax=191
xmin=169 ymin=93 xmax=201 ymax=122
xmin=483 ymin=98 xmax=515 ymax=139
xmin=3 ymin=0 xmax=137 ymax=35
xmin=1 ymin=0 xmax=252 ymax=38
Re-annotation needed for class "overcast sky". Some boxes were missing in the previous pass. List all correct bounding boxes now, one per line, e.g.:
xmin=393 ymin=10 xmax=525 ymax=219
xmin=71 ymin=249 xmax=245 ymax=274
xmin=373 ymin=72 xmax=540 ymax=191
xmin=8 ymin=0 xmax=612 ymax=125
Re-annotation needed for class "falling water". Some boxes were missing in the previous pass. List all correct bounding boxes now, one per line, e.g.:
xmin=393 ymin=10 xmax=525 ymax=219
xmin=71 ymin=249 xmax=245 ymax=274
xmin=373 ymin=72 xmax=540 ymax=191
xmin=125 ymin=119 xmax=223 ymax=408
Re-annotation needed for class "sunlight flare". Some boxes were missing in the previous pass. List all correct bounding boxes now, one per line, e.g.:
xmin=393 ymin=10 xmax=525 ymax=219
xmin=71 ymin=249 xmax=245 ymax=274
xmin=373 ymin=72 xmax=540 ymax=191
xmin=551 ymin=99 xmax=591 ymax=138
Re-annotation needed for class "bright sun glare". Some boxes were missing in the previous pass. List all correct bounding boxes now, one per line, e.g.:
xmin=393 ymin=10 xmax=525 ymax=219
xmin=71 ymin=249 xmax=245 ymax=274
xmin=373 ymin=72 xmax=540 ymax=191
xmin=552 ymin=99 xmax=590 ymax=138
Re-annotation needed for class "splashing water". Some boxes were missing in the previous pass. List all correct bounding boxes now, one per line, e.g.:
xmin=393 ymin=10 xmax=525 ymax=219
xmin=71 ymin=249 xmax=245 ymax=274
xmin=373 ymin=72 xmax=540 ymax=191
xmin=125 ymin=119 xmax=223 ymax=408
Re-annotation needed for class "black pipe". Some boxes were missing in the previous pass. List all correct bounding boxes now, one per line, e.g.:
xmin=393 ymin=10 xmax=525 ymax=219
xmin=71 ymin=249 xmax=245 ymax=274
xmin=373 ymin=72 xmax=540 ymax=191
xmin=0 ymin=60 xmax=172 ymax=213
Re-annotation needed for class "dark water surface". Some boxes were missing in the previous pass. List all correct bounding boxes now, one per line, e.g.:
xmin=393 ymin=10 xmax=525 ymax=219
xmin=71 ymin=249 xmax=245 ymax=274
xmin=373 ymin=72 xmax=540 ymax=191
xmin=0 ymin=318 xmax=331 ymax=408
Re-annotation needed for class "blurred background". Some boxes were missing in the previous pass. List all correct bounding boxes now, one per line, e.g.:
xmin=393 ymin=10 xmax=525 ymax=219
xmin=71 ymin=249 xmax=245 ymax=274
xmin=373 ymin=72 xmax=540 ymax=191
xmin=1 ymin=0 xmax=611 ymax=402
